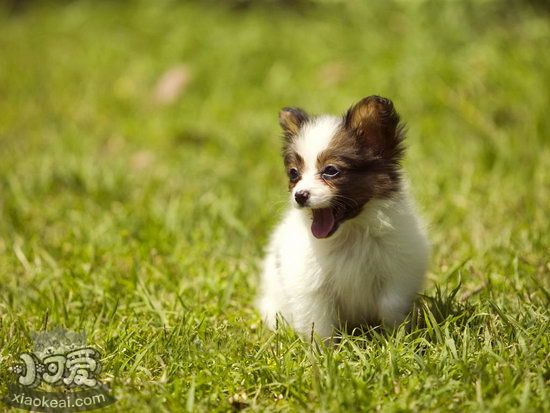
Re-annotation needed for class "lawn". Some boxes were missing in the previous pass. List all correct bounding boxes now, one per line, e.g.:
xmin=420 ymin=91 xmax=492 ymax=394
xmin=0 ymin=1 xmax=548 ymax=412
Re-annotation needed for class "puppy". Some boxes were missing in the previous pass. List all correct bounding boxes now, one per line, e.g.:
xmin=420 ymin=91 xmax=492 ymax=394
xmin=256 ymin=96 xmax=430 ymax=339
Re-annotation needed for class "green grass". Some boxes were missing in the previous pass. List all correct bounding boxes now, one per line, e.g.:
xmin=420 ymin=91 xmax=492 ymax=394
xmin=0 ymin=1 xmax=548 ymax=411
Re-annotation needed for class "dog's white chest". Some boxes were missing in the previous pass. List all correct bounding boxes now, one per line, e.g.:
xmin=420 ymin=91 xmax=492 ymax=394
xmin=317 ymin=229 xmax=390 ymax=324
xmin=257 ymin=193 xmax=429 ymax=337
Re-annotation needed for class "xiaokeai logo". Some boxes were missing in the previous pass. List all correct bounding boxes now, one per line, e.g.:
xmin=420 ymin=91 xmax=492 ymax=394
xmin=3 ymin=327 xmax=115 ymax=412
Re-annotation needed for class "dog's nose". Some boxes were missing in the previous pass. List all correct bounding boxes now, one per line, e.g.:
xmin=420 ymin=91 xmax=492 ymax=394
xmin=295 ymin=190 xmax=310 ymax=206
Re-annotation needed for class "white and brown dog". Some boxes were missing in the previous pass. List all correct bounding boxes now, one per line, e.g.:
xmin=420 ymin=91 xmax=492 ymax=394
xmin=256 ymin=96 xmax=430 ymax=338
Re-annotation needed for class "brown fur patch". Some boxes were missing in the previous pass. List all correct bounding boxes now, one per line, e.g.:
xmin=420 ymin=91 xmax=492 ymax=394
xmin=315 ymin=96 xmax=405 ymax=223
xmin=279 ymin=107 xmax=308 ymax=139
xmin=283 ymin=151 xmax=304 ymax=190
xmin=280 ymin=107 xmax=309 ymax=191
xmin=344 ymin=95 xmax=405 ymax=163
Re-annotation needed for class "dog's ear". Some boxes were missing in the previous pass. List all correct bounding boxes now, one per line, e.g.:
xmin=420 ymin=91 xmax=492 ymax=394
xmin=279 ymin=107 xmax=309 ymax=138
xmin=344 ymin=96 xmax=404 ymax=162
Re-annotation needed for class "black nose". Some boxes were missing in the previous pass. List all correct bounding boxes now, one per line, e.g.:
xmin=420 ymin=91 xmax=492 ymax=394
xmin=295 ymin=190 xmax=310 ymax=206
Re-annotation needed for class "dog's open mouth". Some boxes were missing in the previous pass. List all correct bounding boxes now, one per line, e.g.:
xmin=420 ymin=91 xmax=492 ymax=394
xmin=311 ymin=208 xmax=340 ymax=239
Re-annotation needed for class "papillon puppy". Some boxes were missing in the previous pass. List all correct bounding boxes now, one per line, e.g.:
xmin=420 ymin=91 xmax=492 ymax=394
xmin=256 ymin=96 xmax=430 ymax=339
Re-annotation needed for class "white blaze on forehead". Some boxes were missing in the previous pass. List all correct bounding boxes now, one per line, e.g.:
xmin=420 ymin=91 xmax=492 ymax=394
xmin=291 ymin=115 xmax=340 ymax=209
xmin=294 ymin=116 xmax=341 ymax=172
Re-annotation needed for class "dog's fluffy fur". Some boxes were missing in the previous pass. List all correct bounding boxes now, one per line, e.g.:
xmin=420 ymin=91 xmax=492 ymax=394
xmin=256 ymin=96 xmax=430 ymax=338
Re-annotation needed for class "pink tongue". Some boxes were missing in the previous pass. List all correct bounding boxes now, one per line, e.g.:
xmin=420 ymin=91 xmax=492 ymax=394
xmin=311 ymin=208 xmax=335 ymax=239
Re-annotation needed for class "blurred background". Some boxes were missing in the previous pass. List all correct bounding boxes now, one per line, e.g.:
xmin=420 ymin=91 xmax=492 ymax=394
xmin=1 ymin=0 xmax=549 ymax=323
xmin=1 ymin=0 xmax=549 ymax=321
xmin=0 ymin=1 xmax=548 ymax=409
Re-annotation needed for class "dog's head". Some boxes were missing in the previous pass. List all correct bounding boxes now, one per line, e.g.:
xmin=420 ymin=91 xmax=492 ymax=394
xmin=280 ymin=96 xmax=405 ymax=239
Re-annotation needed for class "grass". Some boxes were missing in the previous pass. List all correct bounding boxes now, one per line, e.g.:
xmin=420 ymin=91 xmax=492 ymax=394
xmin=0 ymin=1 xmax=548 ymax=411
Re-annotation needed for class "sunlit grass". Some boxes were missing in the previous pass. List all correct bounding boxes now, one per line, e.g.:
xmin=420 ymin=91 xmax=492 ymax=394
xmin=0 ymin=1 xmax=548 ymax=411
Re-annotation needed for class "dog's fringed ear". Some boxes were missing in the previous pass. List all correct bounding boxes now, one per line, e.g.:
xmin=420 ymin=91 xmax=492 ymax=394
xmin=344 ymin=96 xmax=405 ymax=162
xmin=279 ymin=107 xmax=309 ymax=138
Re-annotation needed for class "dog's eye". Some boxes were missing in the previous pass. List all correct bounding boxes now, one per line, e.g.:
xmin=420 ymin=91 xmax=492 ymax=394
xmin=321 ymin=165 xmax=340 ymax=179
xmin=288 ymin=168 xmax=300 ymax=181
